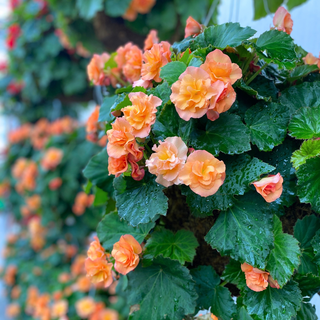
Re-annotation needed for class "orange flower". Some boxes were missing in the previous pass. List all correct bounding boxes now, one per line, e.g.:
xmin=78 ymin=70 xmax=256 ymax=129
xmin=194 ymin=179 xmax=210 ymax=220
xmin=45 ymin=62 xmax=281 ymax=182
xmin=0 ymin=180 xmax=10 ymax=197
xmin=72 ymin=192 xmax=94 ymax=216
xmin=11 ymin=285 xmax=21 ymax=299
xmin=26 ymin=194 xmax=41 ymax=211
xmin=76 ymin=297 xmax=96 ymax=319
xmin=185 ymin=16 xmax=203 ymax=38
xmin=146 ymin=137 xmax=188 ymax=187
xmin=207 ymin=82 xmax=236 ymax=121
xmin=107 ymin=118 xmax=136 ymax=158
xmin=201 ymin=49 xmax=242 ymax=85
xmin=34 ymin=293 xmax=50 ymax=320
xmin=51 ymin=300 xmax=68 ymax=318
xmin=87 ymin=53 xmax=118 ymax=86
xmin=268 ymin=275 xmax=280 ymax=289
xmin=123 ymin=0 xmax=156 ymax=21
xmin=86 ymin=106 xmax=100 ymax=142
xmin=303 ymin=52 xmax=320 ymax=66
xmin=122 ymin=92 xmax=161 ymax=138
xmin=253 ymin=173 xmax=283 ymax=203
xmin=50 ymin=116 xmax=78 ymax=135
xmin=141 ymin=41 xmax=171 ymax=82
xmin=241 ymin=263 xmax=269 ymax=292
xmin=197 ymin=312 xmax=218 ymax=320
xmin=85 ymin=257 xmax=114 ymax=287
xmin=41 ymin=148 xmax=63 ymax=171
xmin=144 ymin=29 xmax=159 ymax=51
xmin=87 ymin=236 xmax=106 ymax=260
xmin=31 ymin=118 xmax=50 ymax=150
xmin=4 ymin=265 xmax=17 ymax=286
xmin=179 ymin=150 xmax=226 ymax=197
xmin=71 ymin=255 xmax=86 ymax=276
xmin=111 ymin=234 xmax=142 ymax=275
xmin=6 ymin=303 xmax=20 ymax=317
xmin=98 ymin=308 xmax=119 ymax=320
xmin=273 ymin=6 xmax=293 ymax=35
xmin=8 ymin=123 xmax=32 ymax=144
xmin=25 ymin=286 xmax=39 ymax=314
xmin=123 ymin=45 xmax=143 ymax=83
xmin=171 ymin=66 xmax=224 ymax=121
xmin=12 ymin=158 xmax=28 ymax=179
xmin=76 ymin=276 xmax=91 ymax=292
xmin=48 ymin=177 xmax=62 ymax=190
xmin=133 ymin=78 xmax=153 ymax=89
xmin=128 ymin=155 xmax=145 ymax=181
xmin=108 ymin=155 xmax=128 ymax=177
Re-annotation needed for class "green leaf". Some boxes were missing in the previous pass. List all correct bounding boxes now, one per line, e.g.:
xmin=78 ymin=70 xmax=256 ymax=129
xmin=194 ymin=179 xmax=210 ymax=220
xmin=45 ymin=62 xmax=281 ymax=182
xmin=205 ymin=192 xmax=274 ymax=268
xmin=98 ymin=95 xmax=117 ymax=122
xmin=160 ymin=61 xmax=187 ymax=85
xmin=93 ymin=187 xmax=109 ymax=207
xmin=255 ymin=30 xmax=296 ymax=61
xmin=291 ymin=139 xmax=320 ymax=169
xmin=287 ymin=0 xmax=308 ymax=10
xmin=289 ymin=106 xmax=320 ymax=139
xmin=236 ymin=80 xmax=272 ymax=102
xmin=190 ymin=113 xmax=251 ymax=156
xmin=292 ymin=302 xmax=318 ymax=320
xmin=294 ymin=215 xmax=320 ymax=275
xmin=288 ymin=65 xmax=319 ymax=82
xmin=97 ymin=212 xmax=155 ymax=251
xmin=192 ymin=23 xmax=256 ymax=50
xmin=174 ymin=0 xmax=208 ymax=23
xmin=181 ymin=154 xmax=275 ymax=215
xmin=296 ymin=157 xmax=320 ymax=213
xmin=76 ymin=0 xmax=103 ymax=19
xmin=152 ymin=104 xmax=194 ymax=144
xmin=114 ymin=173 xmax=168 ymax=227
xmin=145 ymin=228 xmax=198 ymax=264
xmin=294 ymin=273 xmax=320 ymax=298
xmin=236 ymin=306 xmax=254 ymax=320
xmin=104 ymin=52 xmax=118 ymax=69
xmin=126 ymin=257 xmax=197 ymax=320
xmin=191 ymin=266 xmax=236 ymax=320
xmin=245 ymin=102 xmax=290 ymax=151
xmin=151 ymin=82 xmax=171 ymax=108
xmin=110 ymin=94 xmax=131 ymax=112
xmin=83 ymin=149 xmax=114 ymax=195
xmin=279 ymin=81 xmax=320 ymax=114
xmin=222 ymin=259 xmax=246 ymax=290
xmin=253 ymin=0 xmax=283 ymax=19
xmin=105 ymin=0 xmax=131 ymax=16
xmin=311 ymin=229 xmax=320 ymax=266
xmin=266 ymin=216 xmax=301 ymax=287
xmin=243 ymin=281 xmax=302 ymax=320
xmin=188 ymin=57 xmax=203 ymax=67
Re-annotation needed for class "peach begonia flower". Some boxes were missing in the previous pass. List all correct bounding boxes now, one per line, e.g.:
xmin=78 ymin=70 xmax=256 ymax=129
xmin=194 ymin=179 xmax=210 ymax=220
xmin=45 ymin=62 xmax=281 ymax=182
xmin=6 ymin=303 xmax=21 ymax=317
xmin=87 ymin=53 xmax=119 ymax=87
xmin=26 ymin=194 xmax=41 ymax=211
xmin=72 ymin=192 xmax=94 ymax=216
xmin=303 ymin=52 xmax=319 ymax=65
xmin=122 ymin=92 xmax=162 ymax=138
xmin=108 ymin=155 xmax=129 ymax=177
xmin=268 ymin=275 xmax=280 ymax=289
xmin=201 ymin=49 xmax=242 ymax=85
xmin=141 ymin=41 xmax=171 ymax=82
xmin=98 ymin=308 xmax=119 ymax=320
xmin=129 ymin=155 xmax=145 ymax=181
xmin=133 ymin=78 xmax=153 ymax=89
xmin=85 ymin=257 xmax=114 ymax=288
xmin=87 ymin=236 xmax=106 ymax=261
xmin=144 ymin=29 xmax=159 ymax=51
xmin=273 ymin=6 xmax=293 ymax=35
xmin=75 ymin=297 xmax=96 ymax=319
xmin=179 ymin=150 xmax=226 ymax=197
xmin=111 ymin=234 xmax=142 ymax=275
xmin=185 ymin=16 xmax=203 ymax=38
xmin=207 ymin=82 xmax=236 ymax=121
xmin=107 ymin=118 xmax=136 ymax=158
xmin=146 ymin=137 xmax=188 ymax=187
xmin=171 ymin=66 xmax=225 ymax=121
xmin=12 ymin=158 xmax=28 ymax=179
xmin=87 ymin=106 xmax=100 ymax=135
xmin=8 ymin=123 xmax=32 ymax=144
xmin=11 ymin=285 xmax=21 ymax=299
xmin=253 ymin=173 xmax=283 ymax=203
xmin=76 ymin=276 xmax=91 ymax=292
xmin=49 ymin=177 xmax=62 ymax=190
xmin=123 ymin=46 xmax=143 ymax=83
xmin=41 ymin=147 xmax=63 ymax=171
xmin=71 ymin=255 xmax=86 ymax=276
xmin=241 ymin=263 xmax=269 ymax=292
xmin=123 ymin=0 xmax=156 ymax=21
xmin=51 ymin=300 xmax=68 ymax=318
xmin=197 ymin=312 xmax=218 ymax=320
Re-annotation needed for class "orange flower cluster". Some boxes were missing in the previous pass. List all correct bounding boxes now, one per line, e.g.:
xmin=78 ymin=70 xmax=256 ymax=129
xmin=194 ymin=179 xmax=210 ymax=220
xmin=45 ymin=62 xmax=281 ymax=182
xmin=85 ymin=235 xmax=142 ymax=288
xmin=241 ymin=263 xmax=280 ymax=292
xmin=107 ymin=91 xmax=163 ymax=180
xmin=8 ymin=123 xmax=32 ymax=144
xmin=86 ymin=106 xmax=108 ymax=146
xmin=0 ymin=180 xmax=10 ymax=197
xmin=12 ymin=158 xmax=38 ymax=194
xmin=28 ymin=217 xmax=47 ymax=251
xmin=87 ymin=30 xmax=171 ymax=88
xmin=48 ymin=177 xmax=62 ymax=190
xmin=123 ymin=0 xmax=156 ymax=21
xmin=20 ymin=194 xmax=41 ymax=218
xmin=6 ymin=303 xmax=21 ymax=318
xmin=3 ymin=265 xmax=17 ymax=286
xmin=72 ymin=192 xmax=95 ymax=216
xmin=41 ymin=147 xmax=64 ymax=171
xmin=171 ymin=49 xmax=242 ymax=121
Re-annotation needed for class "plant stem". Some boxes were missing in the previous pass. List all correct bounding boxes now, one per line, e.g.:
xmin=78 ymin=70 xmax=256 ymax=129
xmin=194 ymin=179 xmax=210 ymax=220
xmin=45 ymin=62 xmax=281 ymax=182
xmin=204 ymin=0 xmax=219 ymax=27
xmin=242 ymin=51 xmax=255 ymax=75
xmin=246 ymin=63 xmax=268 ymax=86
xmin=111 ymin=72 xmax=128 ymax=87
xmin=220 ymin=280 xmax=228 ymax=287
xmin=144 ymin=143 xmax=153 ymax=155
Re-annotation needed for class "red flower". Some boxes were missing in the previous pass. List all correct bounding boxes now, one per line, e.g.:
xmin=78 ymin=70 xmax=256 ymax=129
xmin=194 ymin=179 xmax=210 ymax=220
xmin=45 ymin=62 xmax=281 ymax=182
xmin=7 ymin=24 xmax=21 ymax=50
xmin=7 ymin=81 xmax=24 ymax=95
